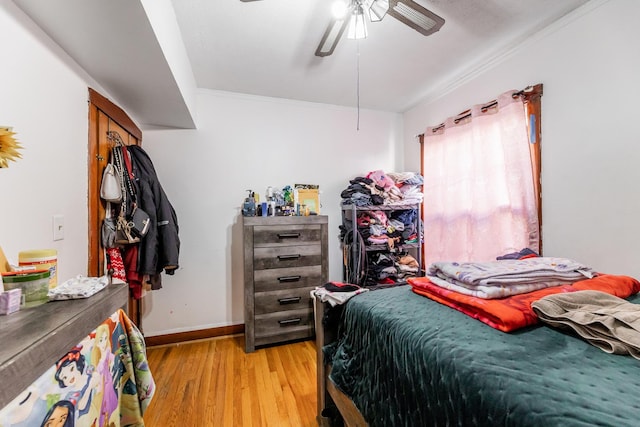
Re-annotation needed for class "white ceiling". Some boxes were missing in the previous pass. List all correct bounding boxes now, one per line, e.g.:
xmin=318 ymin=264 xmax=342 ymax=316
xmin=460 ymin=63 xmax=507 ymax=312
xmin=12 ymin=0 xmax=591 ymax=129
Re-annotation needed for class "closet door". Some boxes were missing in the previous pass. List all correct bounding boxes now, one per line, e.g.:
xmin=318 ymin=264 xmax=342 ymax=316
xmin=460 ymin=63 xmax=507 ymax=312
xmin=87 ymin=88 xmax=143 ymax=325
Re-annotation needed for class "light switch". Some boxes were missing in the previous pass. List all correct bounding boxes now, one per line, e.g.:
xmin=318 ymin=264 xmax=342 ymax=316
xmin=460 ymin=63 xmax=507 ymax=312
xmin=53 ymin=215 xmax=64 ymax=241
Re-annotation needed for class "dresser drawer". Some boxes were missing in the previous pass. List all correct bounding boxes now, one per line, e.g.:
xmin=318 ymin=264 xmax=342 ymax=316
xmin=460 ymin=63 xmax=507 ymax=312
xmin=254 ymin=326 xmax=314 ymax=348
xmin=254 ymin=265 xmax=323 ymax=292
xmin=255 ymin=287 xmax=314 ymax=315
xmin=254 ymin=224 xmax=322 ymax=247
xmin=254 ymin=308 xmax=314 ymax=339
xmin=253 ymin=244 xmax=322 ymax=270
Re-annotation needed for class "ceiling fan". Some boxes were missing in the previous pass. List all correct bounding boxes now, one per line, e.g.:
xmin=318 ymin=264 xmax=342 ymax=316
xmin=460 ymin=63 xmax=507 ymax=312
xmin=315 ymin=0 xmax=445 ymax=57
xmin=241 ymin=0 xmax=445 ymax=57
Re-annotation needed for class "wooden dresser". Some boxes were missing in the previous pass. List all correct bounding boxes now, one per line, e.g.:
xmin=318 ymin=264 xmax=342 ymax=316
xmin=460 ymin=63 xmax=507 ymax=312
xmin=243 ymin=215 xmax=328 ymax=352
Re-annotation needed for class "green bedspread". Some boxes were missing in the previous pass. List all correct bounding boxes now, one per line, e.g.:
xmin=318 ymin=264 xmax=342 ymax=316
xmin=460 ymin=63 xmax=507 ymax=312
xmin=327 ymin=285 xmax=640 ymax=427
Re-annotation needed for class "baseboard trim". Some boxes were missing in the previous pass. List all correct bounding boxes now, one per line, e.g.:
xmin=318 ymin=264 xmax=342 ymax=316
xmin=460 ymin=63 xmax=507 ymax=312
xmin=145 ymin=324 xmax=245 ymax=347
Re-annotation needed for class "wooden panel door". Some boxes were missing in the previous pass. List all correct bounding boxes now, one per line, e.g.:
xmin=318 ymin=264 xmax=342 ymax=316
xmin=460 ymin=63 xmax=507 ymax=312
xmin=87 ymin=88 xmax=143 ymax=327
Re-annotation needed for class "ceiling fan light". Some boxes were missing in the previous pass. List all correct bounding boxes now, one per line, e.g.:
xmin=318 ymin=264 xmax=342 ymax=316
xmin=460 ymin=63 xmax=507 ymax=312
xmin=331 ymin=0 xmax=349 ymax=19
xmin=347 ymin=5 xmax=368 ymax=39
xmin=368 ymin=0 xmax=389 ymax=22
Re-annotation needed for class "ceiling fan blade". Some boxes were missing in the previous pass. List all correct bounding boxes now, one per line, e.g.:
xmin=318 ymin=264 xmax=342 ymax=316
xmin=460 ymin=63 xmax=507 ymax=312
xmin=315 ymin=17 xmax=349 ymax=57
xmin=367 ymin=0 xmax=390 ymax=22
xmin=387 ymin=0 xmax=444 ymax=36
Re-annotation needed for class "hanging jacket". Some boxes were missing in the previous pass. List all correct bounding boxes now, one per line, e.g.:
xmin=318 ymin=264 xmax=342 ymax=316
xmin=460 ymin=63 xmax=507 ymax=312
xmin=127 ymin=145 xmax=180 ymax=277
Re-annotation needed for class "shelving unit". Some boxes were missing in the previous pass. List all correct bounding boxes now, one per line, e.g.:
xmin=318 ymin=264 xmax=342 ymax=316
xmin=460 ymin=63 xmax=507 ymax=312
xmin=341 ymin=204 xmax=422 ymax=287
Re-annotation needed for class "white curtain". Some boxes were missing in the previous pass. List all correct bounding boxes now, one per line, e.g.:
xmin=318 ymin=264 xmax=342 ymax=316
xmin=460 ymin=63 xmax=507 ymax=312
xmin=423 ymin=90 xmax=539 ymax=264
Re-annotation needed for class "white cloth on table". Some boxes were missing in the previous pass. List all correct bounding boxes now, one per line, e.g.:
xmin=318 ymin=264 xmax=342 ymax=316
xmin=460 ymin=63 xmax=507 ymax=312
xmin=48 ymin=275 xmax=110 ymax=300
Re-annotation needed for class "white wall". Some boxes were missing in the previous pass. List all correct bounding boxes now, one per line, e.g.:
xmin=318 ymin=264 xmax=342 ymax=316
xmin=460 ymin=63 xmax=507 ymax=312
xmin=0 ymin=3 xmax=90 ymax=281
xmin=141 ymin=90 xmax=402 ymax=335
xmin=0 ymin=0 xmax=402 ymax=337
xmin=404 ymin=0 xmax=640 ymax=277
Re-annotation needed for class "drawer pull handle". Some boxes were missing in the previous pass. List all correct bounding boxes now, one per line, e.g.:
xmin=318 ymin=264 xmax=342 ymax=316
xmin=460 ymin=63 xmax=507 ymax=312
xmin=277 ymin=232 xmax=300 ymax=239
xmin=277 ymin=254 xmax=300 ymax=261
xmin=277 ymin=275 xmax=301 ymax=283
xmin=279 ymin=318 xmax=301 ymax=326
xmin=278 ymin=297 xmax=302 ymax=305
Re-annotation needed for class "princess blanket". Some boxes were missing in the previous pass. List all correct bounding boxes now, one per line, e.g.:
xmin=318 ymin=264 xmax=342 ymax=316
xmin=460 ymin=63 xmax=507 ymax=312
xmin=0 ymin=309 xmax=154 ymax=427
xmin=427 ymin=257 xmax=594 ymax=299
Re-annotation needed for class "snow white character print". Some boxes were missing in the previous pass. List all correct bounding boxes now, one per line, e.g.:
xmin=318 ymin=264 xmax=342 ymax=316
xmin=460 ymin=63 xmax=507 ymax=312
xmin=54 ymin=347 xmax=97 ymax=418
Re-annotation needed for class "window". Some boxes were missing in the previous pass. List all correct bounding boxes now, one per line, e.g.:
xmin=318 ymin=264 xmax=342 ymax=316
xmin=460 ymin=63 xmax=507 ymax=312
xmin=420 ymin=85 xmax=542 ymax=264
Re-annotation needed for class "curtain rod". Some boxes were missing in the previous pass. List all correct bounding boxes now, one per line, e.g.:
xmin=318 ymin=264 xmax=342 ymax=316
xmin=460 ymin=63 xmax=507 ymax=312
xmin=415 ymin=84 xmax=540 ymax=140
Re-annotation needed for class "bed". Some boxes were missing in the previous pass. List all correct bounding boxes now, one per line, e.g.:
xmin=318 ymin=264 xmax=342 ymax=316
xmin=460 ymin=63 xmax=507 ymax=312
xmin=315 ymin=279 xmax=640 ymax=427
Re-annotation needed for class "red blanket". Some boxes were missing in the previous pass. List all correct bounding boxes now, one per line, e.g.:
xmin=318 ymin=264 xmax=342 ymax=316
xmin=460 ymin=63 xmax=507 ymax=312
xmin=408 ymin=274 xmax=640 ymax=332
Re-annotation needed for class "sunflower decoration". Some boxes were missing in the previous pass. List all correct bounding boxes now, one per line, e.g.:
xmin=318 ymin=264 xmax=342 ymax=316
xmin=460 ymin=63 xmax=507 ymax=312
xmin=0 ymin=127 xmax=23 ymax=168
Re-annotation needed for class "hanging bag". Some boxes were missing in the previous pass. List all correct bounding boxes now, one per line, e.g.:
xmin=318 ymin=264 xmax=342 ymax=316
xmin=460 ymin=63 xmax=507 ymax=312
xmin=130 ymin=204 xmax=150 ymax=238
xmin=121 ymin=145 xmax=151 ymax=238
xmin=101 ymin=201 xmax=118 ymax=248
xmin=114 ymin=203 xmax=149 ymax=242
xmin=110 ymin=145 xmax=139 ymax=245
xmin=115 ymin=205 xmax=140 ymax=245
xmin=99 ymin=154 xmax=122 ymax=202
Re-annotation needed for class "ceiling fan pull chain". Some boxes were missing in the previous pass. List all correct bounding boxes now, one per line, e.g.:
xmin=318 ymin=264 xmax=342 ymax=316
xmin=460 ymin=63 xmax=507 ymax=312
xmin=356 ymin=39 xmax=361 ymax=131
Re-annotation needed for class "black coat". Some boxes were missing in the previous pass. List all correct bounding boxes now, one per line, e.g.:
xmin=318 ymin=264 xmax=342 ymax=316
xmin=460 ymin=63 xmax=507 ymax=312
xmin=127 ymin=145 xmax=180 ymax=276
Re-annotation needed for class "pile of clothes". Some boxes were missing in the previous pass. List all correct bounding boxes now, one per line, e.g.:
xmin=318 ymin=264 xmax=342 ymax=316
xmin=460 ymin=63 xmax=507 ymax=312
xmin=340 ymin=170 xmax=425 ymax=287
xmin=409 ymin=253 xmax=640 ymax=341
xmin=339 ymin=170 xmax=424 ymax=249
xmin=341 ymin=170 xmax=424 ymax=207
xmin=426 ymin=256 xmax=594 ymax=299
xmin=346 ymin=208 xmax=419 ymax=248
xmin=366 ymin=252 xmax=420 ymax=286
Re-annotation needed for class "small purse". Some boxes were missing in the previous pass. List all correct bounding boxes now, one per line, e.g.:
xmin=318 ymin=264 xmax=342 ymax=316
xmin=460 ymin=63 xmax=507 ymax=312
xmin=130 ymin=205 xmax=150 ymax=238
xmin=101 ymin=202 xmax=117 ymax=248
xmin=115 ymin=209 xmax=140 ymax=245
xmin=100 ymin=163 xmax=122 ymax=203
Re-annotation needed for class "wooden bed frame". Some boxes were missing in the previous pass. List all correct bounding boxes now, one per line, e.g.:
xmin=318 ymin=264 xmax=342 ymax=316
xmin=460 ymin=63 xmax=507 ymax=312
xmin=314 ymin=296 xmax=367 ymax=427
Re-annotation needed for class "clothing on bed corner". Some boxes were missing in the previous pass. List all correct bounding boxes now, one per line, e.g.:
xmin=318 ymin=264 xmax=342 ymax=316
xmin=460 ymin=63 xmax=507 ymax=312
xmin=313 ymin=282 xmax=369 ymax=307
xmin=532 ymin=290 xmax=640 ymax=359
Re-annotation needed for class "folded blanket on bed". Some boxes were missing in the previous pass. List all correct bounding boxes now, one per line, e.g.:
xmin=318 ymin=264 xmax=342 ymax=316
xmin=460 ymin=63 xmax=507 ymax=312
xmin=427 ymin=257 xmax=594 ymax=298
xmin=409 ymin=274 xmax=640 ymax=332
xmin=532 ymin=290 xmax=640 ymax=359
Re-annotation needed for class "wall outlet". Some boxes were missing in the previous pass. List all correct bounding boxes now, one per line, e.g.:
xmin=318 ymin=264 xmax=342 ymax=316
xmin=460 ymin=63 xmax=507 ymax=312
xmin=52 ymin=215 xmax=64 ymax=241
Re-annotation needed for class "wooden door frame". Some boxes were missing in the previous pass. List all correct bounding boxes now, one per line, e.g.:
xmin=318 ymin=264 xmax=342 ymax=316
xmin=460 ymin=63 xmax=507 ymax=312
xmin=88 ymin=88 xmax=142 ymax=324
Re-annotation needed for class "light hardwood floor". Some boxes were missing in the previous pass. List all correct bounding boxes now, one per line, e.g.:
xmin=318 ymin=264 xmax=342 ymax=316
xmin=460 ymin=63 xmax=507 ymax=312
xmin=143 ymin=335 xmax=318 ymax=427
